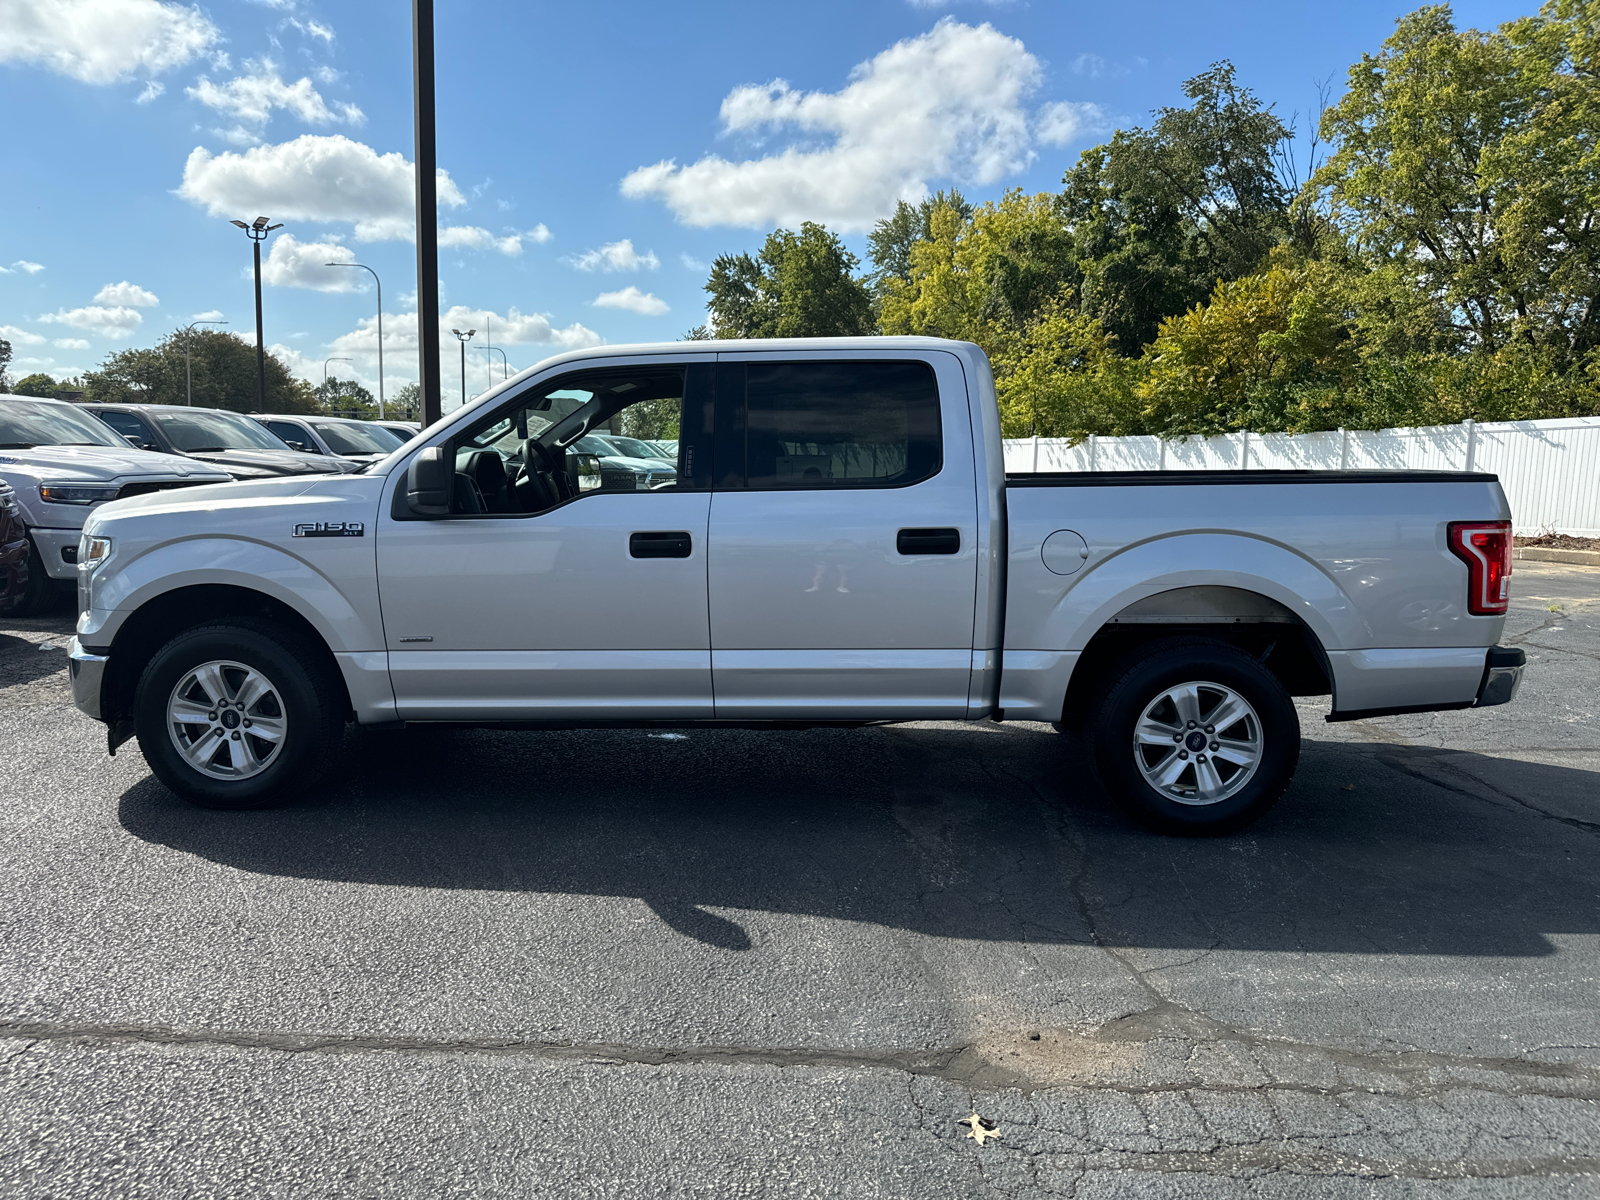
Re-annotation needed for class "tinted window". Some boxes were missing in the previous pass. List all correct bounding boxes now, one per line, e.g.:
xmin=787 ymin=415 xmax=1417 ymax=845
xmin=96 ymin=410 xmax=155 ymax=445
xmin=151 ymin=410 xmax=294 ymax=452
xmin=264 ymin=421 xmax=316 ymax=451
xmin=313 ymin=421 xmax=404 ymax=456
xmin=0 ymin=400 xmax=127 ymax=449
xmin=742 ymin=361 xmax=940 ymax=489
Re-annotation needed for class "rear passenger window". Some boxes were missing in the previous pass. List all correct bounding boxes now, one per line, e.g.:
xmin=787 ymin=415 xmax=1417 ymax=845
xmin=742 ymin=361 xmax=940 ymax=489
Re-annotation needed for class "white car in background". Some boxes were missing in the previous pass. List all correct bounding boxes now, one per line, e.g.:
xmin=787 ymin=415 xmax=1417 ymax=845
xmin=0 ymin=397 xmax=231 ymax=614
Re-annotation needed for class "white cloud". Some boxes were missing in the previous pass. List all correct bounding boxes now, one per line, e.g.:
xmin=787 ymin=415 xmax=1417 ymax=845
xmin=526 ymin=223 xmax=552 ymax=244
xmin=38 ymin=305 xmax=143 ymax=339
xmin=179 ymin=134 xmax=465 ymax=241
xmin=1036 ymin=100 xmax=1109 ymax=147
xmin=569 ymin=239 xmax=659 ymax=272
xmin=187 ymin=58 xmax=364 ymax=131
xmin=621 ymin=19 xmax=1048 ymax=231
xmin=136 ymin=80 xmax=164 ymax=103
xmin=52 ymin=337 xmax=92 ymax=350
xmin=680 ymin=253 xmax=708 ymax=272
xmin=325 ymin=306 xmax=602 ymax=368
xmin=94 ymin=280 xmax=159 ymax=307
xmin=0 ymin=0 xmax=219 ymax=84
xmin=12 ymin=260 xmax=44 ymax=274
xmin=191 ymin=309 xmax=225 ymax=321
xmin=260 ymin=234 xmax=362 ymax=291
xmin=439 ymin=226 xmax=524 ymax=256
xmin=0 ymin=324 xmax=46 ymax=345
xmin=593 ymin=287 xmax=670 ymax=316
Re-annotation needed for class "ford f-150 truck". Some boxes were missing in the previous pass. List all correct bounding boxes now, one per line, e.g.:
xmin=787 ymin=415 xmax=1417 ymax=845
xmin=68 ymin=338 xmax=1525 ymax=833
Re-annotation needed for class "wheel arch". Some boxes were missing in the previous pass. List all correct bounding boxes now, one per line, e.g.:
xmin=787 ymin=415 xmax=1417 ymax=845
xmin=100 ymin=584 xmax=352 ymax=726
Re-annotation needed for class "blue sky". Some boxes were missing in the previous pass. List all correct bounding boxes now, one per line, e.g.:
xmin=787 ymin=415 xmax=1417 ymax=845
xmin=0 ymin=0 xmax=1533 ymax=405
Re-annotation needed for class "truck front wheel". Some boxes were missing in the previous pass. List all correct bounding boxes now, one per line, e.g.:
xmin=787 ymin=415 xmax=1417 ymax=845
xmin=1087 ymin=638 xmax=1299 ymax=835
xmin=133 ymin=621 xmax=345 ymax=810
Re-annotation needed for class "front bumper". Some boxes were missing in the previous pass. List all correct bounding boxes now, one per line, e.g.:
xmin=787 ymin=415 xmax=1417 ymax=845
xmin=1475 ymin=645 xmax=1525 ymax=708
xmin=69 ymin=637 xmax=109 ymax=721
xmin=29 ymin=527 xmax=83 ymax=581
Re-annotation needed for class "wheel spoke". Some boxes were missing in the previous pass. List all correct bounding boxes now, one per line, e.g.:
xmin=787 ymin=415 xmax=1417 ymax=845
xmin=1153 ymin=752 xmax=1190 ymax=788
xmin=179 ymin=728 xmax=225 ymax=770
xmin=1135 ymin=718 xmax=1181 ymax=747
xmin=192 ymin=662 xmax=232 ymax=708
xmin=1213 ymin=737 xmax=1259 ymax=768
xmin=1169 ymin=684 xmax=1203 ymax=728
xmin=226 ymin=734 xmax=259 ymax=774
xmin=1193 ymin=757 xmax=1227 ymax=800
xmin=246 ymin=716 xmax=285 ymax=743
xmin=1205 ymin=695 xmax=1252 ymax=737
xmin=233 ymin=671 xmax=271 ymax=714
xmin=169 ymin=698 xmax=212 ymax=726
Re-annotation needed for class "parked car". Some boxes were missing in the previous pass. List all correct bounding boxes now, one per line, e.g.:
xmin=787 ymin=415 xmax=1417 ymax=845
xmin=0 ymin=481 xmax=28 ymax=615
xmin=0 ymin=397 xmax=231 ymax=615
xmin=84 ymin=403 xmax=352 ymax=478
xmin=373 ymin=420 xmax=421 ymax=442
xmin=571 ymin=433 xmax=677 ymax=490
xmin=70 ymin=337 xmax=1524 ymax=833
xmin=251 ymin=414 xmax=405 ymax=466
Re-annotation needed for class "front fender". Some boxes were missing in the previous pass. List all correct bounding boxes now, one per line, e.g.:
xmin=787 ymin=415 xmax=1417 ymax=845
xmin=1015 ymin=532 xmax=1370 ymax=654
xmin=81 ymin=535 xmax=383 ymax=654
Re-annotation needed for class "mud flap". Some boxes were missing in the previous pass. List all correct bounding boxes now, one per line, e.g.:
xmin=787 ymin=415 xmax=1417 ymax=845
xmin=107 ymin=718 xmax=136 ymax=756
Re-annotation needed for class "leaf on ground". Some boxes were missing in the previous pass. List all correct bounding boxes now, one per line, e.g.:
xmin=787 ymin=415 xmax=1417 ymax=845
xmin=958 ymin=1113 xmax=1000 ymax=1146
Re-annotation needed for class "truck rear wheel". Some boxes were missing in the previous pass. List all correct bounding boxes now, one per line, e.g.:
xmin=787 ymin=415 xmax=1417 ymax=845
xmin=1087 ymin=637 xmax=1299 ymax=835
xmin=133 ymin=620 xmax=345 ymax=810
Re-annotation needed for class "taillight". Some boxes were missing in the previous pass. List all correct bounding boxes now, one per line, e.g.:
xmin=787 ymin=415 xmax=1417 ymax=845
xmin=1447 ymin=521 xmax=1512 ymax=615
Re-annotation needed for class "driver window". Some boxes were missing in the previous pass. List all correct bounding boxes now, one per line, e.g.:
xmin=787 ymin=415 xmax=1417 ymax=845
xmin=449 ymin=365 xmax=700 ymax=516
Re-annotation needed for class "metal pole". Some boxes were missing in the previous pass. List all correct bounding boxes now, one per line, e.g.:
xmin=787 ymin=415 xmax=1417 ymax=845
xmin=460 ymin=338 xmax=466 ymax=408
xmin=485 ymin=314 xmax=491 ymax=395
xmin=413 ymin=0 xmax=442 ymax=426
xmin=181 ymin=320 xmax=227 ymax=407
xmin=253 ymin=239 xmax=266 ymax=410
xmin=324 ymin=263 xmax=385 ymax=418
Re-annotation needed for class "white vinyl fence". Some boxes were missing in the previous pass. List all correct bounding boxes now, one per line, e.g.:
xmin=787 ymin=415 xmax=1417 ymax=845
xmin=1003 ymin=415 xmax=1600 ymax=537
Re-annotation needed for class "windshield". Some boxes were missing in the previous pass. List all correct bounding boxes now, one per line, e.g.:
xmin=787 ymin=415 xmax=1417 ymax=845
xmin=574 ymin=435 xmax=622 ymax=457
xmin=151 ymin=409 xmax=294 ymax=452
xmin=0 ymin=400 xmax=128 ymax=449
xmin=313 ymin=421 xmax=405 ymax=456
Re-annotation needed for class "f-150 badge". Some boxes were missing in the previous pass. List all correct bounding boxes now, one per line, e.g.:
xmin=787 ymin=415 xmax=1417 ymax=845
xmin=293 ymin=521 xmax=364 ymax=538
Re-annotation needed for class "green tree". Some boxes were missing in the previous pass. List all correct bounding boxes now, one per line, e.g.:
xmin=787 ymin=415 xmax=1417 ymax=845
xmin=866 ymin=189 xmax=972 ymax=300
xmin=0 ymin=335 xmax=12 ymax=392
xmin=704 ymin=222 xmax=873 ymax=338
xmin=83 ymin=329 xmax=316 ymax=413
xmin=389 ymin=382 xmax=421 ymax=420
xmin=1310 ymin=2 xmax=1600 ymax=367
xmin=314 ymin=376 xmax=377 ymax=419
xmin=11 ymin=373 xmax=62 ymax=397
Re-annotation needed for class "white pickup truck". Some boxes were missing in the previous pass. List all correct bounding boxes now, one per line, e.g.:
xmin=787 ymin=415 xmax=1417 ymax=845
xmin=68 ymin=338 xmax=1525 ymax=833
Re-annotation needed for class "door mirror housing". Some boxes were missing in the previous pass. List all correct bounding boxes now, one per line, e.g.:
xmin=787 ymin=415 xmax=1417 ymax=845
xmin=406 ymin=446 xmax=452 ymax=516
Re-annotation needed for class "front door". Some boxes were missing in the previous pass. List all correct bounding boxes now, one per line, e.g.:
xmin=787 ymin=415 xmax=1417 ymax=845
xmin=377 ymin=359 xmax=715 ymax=720
xmin=707 ymin=353 xmax=979 ymax=719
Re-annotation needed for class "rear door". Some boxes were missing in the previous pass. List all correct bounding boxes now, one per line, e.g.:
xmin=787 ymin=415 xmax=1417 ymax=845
xmin=707 ymin=351 xmax=979 ymax=719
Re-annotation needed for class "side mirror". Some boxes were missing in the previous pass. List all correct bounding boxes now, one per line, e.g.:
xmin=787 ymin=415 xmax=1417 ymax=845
xmin=123 ymin=434 xmax=144 ymax=449
xmin=570 ymin=451 xmax=603 ymax=492
xmin=406 ymin=446 xmax=452 ymax=516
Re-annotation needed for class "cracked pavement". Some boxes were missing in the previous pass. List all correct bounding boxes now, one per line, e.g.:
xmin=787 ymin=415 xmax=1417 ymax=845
xmin=1 ymin=562 xmax=1597 ymax=1197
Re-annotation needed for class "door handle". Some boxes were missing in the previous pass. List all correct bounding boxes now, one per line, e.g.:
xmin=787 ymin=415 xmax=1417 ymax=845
xmin=630 ymin=530 xmax=693 ymax=559
xmin=897 ymin=527 xmax=961 ymax=555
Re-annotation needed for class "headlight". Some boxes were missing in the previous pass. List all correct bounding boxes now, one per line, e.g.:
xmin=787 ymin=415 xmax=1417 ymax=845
xmin=39 ymin=483 xmax=120 ymax=505
xmin=0 ymin=490 xmax=18 ymax=517
xmin=78 ymin=534 xmax=113 ymax=572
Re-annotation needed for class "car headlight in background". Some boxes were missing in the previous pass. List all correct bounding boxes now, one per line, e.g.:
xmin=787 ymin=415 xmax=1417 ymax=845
xmin=78 ymin=534 xmax=113 ymax=572
xmin=39 ymin=483 xmax=120 ymax=505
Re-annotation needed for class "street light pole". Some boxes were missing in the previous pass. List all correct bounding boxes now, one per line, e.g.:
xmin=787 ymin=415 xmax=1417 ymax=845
xmin=325 ymin=262 xmax=385 ymax=419
xmin=450 ymin=328 xmax=475 ymax=411
xmin=181 ymin=319 xmax=228 ymax=406
xmin=322 ymin=356 xmax=355 ymax=416
xmin=229 ymin=217 xmax=283 ymax=411
xmin=486 ymin=344 xmax=508 ymax=380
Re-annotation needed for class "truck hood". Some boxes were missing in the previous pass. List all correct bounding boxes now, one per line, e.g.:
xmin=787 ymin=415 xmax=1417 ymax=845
xmin=181 ymin=448 xmax=350 ymax=477
xmin=0 ymin=444 xmax=232 ymax=485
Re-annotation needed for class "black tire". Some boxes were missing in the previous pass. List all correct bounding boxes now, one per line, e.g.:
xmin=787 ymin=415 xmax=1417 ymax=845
xmin=1086 ymin=637 xmax=1299 ymax=836
xmin=134 ymin=620 xmax=346 ymax=810
xmin=6 ymin=536 xmax=57 ymax=617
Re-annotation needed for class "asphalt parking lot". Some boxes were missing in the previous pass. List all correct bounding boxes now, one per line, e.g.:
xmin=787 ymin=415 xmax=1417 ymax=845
xmin=1 ymin=561 xmax=1597 ymax=1198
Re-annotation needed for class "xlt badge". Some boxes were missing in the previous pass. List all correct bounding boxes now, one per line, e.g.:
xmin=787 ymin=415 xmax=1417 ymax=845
xmin=294 ymin=521 xmax=364 ymax=538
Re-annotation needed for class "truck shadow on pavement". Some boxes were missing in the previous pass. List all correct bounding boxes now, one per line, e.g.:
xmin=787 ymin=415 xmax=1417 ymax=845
xmin=117 ymin=722 xmax=1600 ymax=956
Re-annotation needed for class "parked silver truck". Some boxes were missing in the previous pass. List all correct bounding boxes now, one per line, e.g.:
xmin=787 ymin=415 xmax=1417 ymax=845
xmin=68 ymin=338 xmax=1523 ymax=833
